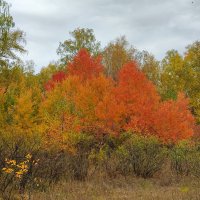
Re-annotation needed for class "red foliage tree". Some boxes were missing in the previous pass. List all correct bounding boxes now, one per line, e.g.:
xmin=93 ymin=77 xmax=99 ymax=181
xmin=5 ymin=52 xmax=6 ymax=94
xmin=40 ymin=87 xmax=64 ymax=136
xmin=115 ymin=62 xmax=160 ymax=132
xmin=45 ymin=71 xmax=66 ymax=91
xmin=44 ymin=51 xmax=195 ymax=143
xmin=67 ymin=49 xmax=103 ymax=80
xmin=154 ymin=93 xmax=195 ymax=143
xmin=96 ymin=62 xmax=160 ymax=133
xmin=96 ymin=62 xmax=194 ymax=142
xmin=45 ymin=49 xmax=103 ymax=91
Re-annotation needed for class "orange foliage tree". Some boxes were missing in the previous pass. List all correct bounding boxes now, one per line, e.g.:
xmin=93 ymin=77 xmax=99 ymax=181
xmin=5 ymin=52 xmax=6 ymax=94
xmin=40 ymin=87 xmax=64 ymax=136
xmin=97 ymin=62 xmax=194 ymax=142
xmin=41 ymin=49 xmax=112 ymax=148
xmin=45 ymin=71 xmax=66 ymax=91
xmin=114 ymin=62 xmax=160 ymax=133
xmin=154 ymin=93 xmax=194 ymax=143
xmin=44 ymin=49 xmax=195 ymax=143
xmin=67 ymin=49 xmax=103 ymax=80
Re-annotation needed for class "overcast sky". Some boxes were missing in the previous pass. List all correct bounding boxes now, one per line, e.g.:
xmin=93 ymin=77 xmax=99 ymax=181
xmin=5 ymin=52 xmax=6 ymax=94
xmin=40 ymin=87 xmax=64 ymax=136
xmin=8 ymin=0 xmax=200 ymax=72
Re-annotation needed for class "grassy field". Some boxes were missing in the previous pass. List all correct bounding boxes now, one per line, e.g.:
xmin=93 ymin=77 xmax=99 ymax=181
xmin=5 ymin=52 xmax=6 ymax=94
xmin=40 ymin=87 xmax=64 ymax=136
xmin=30 ymin=176 xmax=200 ymax=200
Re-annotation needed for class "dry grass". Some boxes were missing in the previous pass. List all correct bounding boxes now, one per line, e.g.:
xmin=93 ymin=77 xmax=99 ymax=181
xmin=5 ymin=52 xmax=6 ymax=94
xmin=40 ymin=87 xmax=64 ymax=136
xmin=30 ymin=176 xmax=200 ymax=200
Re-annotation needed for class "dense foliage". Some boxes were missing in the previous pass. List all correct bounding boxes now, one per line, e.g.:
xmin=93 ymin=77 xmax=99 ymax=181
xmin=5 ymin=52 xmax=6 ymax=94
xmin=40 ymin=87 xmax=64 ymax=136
xmin=45 ymin=49 xmax=194 ymax=143
xmin=0 ymin=1 xmax=200 ymax=198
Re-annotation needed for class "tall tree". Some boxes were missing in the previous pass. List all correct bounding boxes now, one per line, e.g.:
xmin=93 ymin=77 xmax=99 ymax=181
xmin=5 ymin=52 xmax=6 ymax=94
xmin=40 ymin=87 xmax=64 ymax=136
xmin=139 ymin=51 xmax=160 ymax=87
xmin=160 ymin=50 xmax=184 ymax=100
xmin=183 ymin=41 xmax=200 ymax=122
xmin=96 ymin=61 xmax=194 ymax=142
xmin=103 ymin=36 xmax=135 ymax=79
xmin=160 ymin=42 xmax=200 ymax=123
xmin=0 ymin=0 xmax=14 ymax=31
xmin=57 ymin=28 xmax=101 ymax=65
xmin=0 ymin=0 xmax=26 ymax=66
xmin=67 ymin=49 xmax=103 ymax=80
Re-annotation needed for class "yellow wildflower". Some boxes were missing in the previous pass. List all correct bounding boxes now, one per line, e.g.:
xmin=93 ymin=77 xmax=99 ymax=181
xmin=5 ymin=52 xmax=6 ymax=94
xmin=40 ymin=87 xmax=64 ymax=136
xmin=3 ymin=168 xmax=14 ymax=174
xmin=25 ymin=154 xmax=32 ymax=160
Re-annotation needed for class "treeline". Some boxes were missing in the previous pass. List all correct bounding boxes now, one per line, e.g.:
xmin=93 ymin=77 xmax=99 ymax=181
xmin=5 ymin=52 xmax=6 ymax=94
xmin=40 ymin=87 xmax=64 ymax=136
xmin=0 ymin=0 xmax=200 ymax=199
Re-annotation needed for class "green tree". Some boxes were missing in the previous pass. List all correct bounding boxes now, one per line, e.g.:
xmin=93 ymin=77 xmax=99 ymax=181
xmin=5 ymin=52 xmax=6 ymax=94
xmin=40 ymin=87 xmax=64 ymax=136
xmin=160 ymin=50 xmax=185 ymax=100
xmin=160 ymin=42 xmax=200 ymax=123
xmin=57 ymin=28 xmax=101 ymax=65
xmin=184 ymin=41 xmax=200 ymax=122
xmin=103 ymin=36 xmax=160 ymax=84
xmin=0 ymin=0 xmax=26 ymax=66
xmin=139 ymin=51 xmax=160 ymax=87
xmin=103 ymin=36 xmax=135 ymax=79
xmin=0 ymin=0 xmax=14 ymax=31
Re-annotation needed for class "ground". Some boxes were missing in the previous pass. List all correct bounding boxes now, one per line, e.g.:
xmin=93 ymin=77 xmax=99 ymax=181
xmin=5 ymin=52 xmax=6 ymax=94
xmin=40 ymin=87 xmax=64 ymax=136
xmin=31 ymin=176 xmax=200 ymax=200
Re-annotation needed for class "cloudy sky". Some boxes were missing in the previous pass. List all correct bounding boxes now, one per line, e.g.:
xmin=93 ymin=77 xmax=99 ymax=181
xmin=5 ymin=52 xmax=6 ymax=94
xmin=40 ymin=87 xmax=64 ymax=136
xmin=8 ymin=0 xmax=200 ymax=72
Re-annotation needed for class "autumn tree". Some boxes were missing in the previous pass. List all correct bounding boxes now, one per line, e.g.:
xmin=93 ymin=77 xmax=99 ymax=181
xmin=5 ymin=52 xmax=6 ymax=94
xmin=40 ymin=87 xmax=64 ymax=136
xmin=96 ymin=61 xmax=160 ymax=134
xmin=45 ymin=49 xmax=104 ymax=90
xmin=96 ymin=61 xmax=194 ymax=142
xmin=183 ymin=41 xmax=200 ymax=123
xmin=38 ymin=62 xmax=64 ymax=89
xmin=160 ymin=42 xmax=200 ymax=123
xmin=154 ymin=93 xmax=194 ymax=143
xmin=41 ymin=75 xmax=80 ymax=149
xmin=43 ymin=49 xmax=110 ymax=139
xmin=0 ymin=75 xmax=43 ymax=161
xmin=67 ymin=49 xmax=103 ymax=80
xmin=160 ymin=50 xmax=185 ymax=100
xmin=44 ymin=49 xmax=195 ymax=143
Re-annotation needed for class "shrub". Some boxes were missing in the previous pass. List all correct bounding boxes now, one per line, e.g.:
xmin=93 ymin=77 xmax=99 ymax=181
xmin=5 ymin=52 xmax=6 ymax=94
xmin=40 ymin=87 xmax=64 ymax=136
xmin=0 ymin=154 xmax=40 ymax=199
xmin=88 ymin=133 xmax=130 ymax=178
xmin=65 ymin=132 xmax=95 ymax=180
xmin=170 ymin=140 xmax=200 ymax=177
xmin=123 ymin=134 xmax=167 ymax=178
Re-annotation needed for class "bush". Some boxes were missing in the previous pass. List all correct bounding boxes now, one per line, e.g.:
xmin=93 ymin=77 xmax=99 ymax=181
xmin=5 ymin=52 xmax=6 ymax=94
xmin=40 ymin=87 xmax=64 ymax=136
xmin=170 ymin=140 xmax=200 ymax=177
xmin=0 ymin=130 xmax=43 ymax=198
xmin=88 ymin=133 xmax=167 ymax=178
xmin=88 ymin=133 xmax=130 ymax=178
xmin=35 ymin=132 xmax=95 ymax=182
xmin=122 ymin=134 xmax=167 ymax=178
xmin=0 ymin=154 xmax=41 ymax=199
xmin=65 ymin=132 xmax=95 ymax=180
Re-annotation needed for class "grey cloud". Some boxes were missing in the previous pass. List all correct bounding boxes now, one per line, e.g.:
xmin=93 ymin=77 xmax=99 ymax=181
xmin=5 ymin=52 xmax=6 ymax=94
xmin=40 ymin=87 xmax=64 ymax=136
xmin=7 ymin=0 xmax=200 ymax=72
